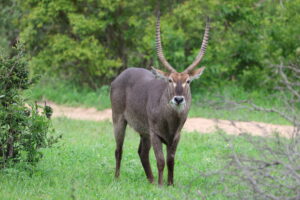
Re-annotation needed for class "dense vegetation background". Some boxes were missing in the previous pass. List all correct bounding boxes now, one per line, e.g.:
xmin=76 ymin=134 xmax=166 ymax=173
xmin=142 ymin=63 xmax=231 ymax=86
xmin=1 ymin=0 xmax=299 ymax=92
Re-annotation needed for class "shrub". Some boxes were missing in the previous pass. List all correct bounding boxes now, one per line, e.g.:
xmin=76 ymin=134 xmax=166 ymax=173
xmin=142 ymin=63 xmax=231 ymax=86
xmin=0 ymin=45 xmax=59 ymax=168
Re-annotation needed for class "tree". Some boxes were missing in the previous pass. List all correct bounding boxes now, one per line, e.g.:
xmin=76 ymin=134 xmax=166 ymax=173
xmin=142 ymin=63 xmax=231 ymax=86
xmin=0 ymin=0 xmax=22 ymax=56
xmin=16 ymin=0 xmax=300 ymax=90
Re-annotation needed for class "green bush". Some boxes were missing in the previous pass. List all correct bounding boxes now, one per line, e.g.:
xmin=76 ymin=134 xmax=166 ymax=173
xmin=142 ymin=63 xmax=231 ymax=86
xmin=0 ymin=46 xmax=59 ymax=168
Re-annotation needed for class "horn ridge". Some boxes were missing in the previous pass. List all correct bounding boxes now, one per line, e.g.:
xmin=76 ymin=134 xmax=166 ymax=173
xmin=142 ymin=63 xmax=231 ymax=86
xmin=184 ymin=19 xmax=210 ymax=73
xmin=155 ymin=12 xmax=176 ymax=72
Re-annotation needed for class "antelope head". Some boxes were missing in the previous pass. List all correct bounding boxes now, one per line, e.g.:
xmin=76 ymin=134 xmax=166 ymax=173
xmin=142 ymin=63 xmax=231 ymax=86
xmin=152 ymin=13 xmax=210 ymax=111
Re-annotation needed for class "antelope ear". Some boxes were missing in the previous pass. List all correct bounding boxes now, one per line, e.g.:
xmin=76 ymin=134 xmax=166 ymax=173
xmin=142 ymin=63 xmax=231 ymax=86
xmin=151 ymin=67 xmax=169 ymax=81
xmin=189 ymin=67 xmax=205 ymax=81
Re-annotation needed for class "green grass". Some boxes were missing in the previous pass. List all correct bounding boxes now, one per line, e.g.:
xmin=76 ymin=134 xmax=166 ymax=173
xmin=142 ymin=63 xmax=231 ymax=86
xmin=24 ymin=79 xmax=111 ymax=110
xmin=25 ymin=79 xmax=292 ymax=125
xmin=0 ymin=118 xmax=256 ymax=200
xmin=190 ymin=86 xmax=291 ymax=125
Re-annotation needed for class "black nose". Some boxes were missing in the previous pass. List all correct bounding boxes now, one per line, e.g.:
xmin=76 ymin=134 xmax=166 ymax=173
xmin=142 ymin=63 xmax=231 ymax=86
xmin=174 ymin=96 xmax=184 ymax=104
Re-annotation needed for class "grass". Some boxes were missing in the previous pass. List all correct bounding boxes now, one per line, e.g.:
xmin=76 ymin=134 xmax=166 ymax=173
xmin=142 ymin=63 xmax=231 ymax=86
xmin=0 ymin=118 xmax=257 ymax=200
xmin=24 ymin=78 xmax=111 ymax=110
xmin=189 ymin=86 xmax=291 ymax=125
xmin=25 ymin=78 xmax=291 ymax=125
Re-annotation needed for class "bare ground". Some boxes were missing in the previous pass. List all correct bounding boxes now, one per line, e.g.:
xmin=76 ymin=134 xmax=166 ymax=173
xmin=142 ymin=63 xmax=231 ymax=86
xmin=45 ymin=101 xmax=294 ymax=137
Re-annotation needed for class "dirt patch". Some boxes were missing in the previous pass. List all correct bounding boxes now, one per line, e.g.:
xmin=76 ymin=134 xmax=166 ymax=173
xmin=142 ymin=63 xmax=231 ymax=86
xmin=44 ymin=101 xmax=294 ymax=137
xmin=48 ymin=102 xmax=112 ymax=121
xmin=184 ymin=118 xmax=294 ymax=137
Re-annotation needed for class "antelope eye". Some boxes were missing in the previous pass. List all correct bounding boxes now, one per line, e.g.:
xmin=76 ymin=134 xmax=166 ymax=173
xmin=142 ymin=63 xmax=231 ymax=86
xmin=187 ymin=80 xmax=191 ymax=84
xmin=168 ymin=79 xmax=172 ymax=83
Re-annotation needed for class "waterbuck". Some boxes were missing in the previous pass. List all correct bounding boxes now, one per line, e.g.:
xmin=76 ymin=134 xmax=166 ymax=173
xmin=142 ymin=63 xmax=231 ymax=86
xmin=110 ymin=14 xmax=209 ymax=186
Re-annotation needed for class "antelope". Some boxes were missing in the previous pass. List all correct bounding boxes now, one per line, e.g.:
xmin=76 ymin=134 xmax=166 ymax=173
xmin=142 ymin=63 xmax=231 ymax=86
xmin=110 ymin=13 xmax=209 ymax=186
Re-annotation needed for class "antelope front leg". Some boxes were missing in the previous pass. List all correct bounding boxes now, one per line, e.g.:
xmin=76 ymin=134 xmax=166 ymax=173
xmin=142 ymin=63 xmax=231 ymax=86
xmin=151 ymin=133 xmax=165 ymax=186
xmin=167 ymin=135 xmax=180 ymax=185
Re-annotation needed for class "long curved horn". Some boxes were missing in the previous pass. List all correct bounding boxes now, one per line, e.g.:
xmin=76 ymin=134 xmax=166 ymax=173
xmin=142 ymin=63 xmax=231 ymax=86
xmin=156 ymin=12 xmax=176 ymax=72
xmin=184 ymin=19 xmax=210 ymax=73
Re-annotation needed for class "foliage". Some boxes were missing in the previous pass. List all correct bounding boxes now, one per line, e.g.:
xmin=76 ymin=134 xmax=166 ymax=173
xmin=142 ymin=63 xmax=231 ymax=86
xmin=0 ymin=46 xmax=58 ymax=168
xmin=0 ymin=0 xmax=22 ymax=56
xmin=15 ymin=0 xmax=300 ymax=90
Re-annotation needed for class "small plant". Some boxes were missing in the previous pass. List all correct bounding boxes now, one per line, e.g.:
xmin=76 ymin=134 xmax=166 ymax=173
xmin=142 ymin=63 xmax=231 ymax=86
xmin=0 ymin=45 xmax=59 ymax=168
